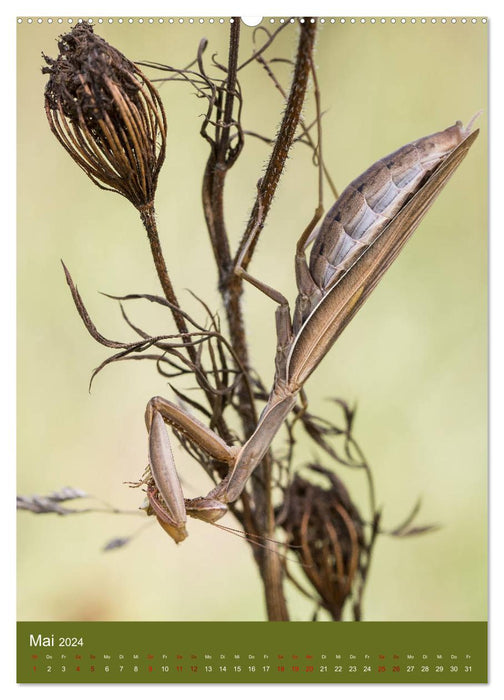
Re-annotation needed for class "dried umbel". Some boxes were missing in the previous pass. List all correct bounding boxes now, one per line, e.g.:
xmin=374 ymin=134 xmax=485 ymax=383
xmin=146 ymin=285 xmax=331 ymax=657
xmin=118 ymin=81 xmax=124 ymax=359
xmin=279 ymin=466 xmax=365 ymax=620
xmin=43 ymin=23 xmax=166 ymax=210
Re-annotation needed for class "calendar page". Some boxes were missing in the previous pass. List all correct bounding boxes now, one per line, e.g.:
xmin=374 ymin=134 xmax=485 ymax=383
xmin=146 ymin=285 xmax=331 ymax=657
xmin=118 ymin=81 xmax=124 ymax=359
xmin=16 ymin=13 xmax=487 ymax=684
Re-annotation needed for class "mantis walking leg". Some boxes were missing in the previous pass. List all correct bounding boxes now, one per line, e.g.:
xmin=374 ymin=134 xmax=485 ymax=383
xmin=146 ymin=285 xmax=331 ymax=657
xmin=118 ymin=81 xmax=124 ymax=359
xmin=234 ymin=226 xmax=293 ymax=381
xmin=234 ymin=194 xmax=323 ymax=382
xmin=219 ymin=211 xmax=323 ymax=503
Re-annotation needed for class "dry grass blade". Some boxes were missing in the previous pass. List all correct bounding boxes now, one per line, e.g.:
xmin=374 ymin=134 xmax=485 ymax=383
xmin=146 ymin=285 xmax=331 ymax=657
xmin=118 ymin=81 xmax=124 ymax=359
xmin=62 ymin=262 xmax=126 ymax=349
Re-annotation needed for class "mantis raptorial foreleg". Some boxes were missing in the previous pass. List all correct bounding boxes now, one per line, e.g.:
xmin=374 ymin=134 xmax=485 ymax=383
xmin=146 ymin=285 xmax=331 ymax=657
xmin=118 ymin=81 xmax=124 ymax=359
xmin=144 ymin=397 xmax=236 ymax=542
xmin=146 ymin=397 xmax=237 ymax=467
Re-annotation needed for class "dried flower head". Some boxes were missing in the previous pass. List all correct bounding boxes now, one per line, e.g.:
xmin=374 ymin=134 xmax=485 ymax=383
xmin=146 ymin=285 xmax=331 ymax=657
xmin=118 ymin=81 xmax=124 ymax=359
xmin=43 ymin=24 xmax=166 ymax=209
xmin=279 ymin=466 xmax=365 ymax=620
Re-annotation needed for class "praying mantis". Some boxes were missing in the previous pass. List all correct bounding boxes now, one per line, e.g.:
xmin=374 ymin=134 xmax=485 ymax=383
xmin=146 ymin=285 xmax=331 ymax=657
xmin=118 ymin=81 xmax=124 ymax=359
xmin=144 ymin=117 xmax=479 ymax=544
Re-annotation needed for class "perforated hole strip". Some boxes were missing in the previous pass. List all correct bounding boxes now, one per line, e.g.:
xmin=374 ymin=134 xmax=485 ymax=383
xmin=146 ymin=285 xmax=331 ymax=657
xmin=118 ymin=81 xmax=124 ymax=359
xmin=17 ymin=16 xmax=488 ymax=24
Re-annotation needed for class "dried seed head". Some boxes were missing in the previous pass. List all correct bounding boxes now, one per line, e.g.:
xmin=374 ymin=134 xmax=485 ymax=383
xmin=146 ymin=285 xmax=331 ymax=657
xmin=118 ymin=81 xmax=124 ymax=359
xmin=43 ymin=24 xmax=166 ymax=209
xmin=279 ymin=467 xmax=365 ymax=619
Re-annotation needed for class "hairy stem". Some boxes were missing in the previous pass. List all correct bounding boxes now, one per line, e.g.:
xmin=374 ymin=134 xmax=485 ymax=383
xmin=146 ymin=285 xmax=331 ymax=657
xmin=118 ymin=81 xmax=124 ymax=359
xmin=233 ymin=18 xmax=318 ymax=272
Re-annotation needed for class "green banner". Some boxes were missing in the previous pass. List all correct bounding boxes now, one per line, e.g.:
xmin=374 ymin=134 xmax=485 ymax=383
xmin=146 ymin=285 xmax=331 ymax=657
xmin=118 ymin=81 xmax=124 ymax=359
xmin=17 ymin=621 xmax=486 ymax=683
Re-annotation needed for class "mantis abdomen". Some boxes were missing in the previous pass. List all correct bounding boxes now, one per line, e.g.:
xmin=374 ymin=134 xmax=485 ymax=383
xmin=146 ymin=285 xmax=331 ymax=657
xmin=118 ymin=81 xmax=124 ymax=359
xmin=295 ymin=120 xmax=477 ymax=331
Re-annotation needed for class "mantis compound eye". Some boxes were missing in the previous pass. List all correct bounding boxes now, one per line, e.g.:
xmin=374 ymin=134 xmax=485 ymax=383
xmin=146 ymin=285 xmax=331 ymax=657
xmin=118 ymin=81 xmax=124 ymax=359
xmin=185 ymin=497 xmax=228 ymax=524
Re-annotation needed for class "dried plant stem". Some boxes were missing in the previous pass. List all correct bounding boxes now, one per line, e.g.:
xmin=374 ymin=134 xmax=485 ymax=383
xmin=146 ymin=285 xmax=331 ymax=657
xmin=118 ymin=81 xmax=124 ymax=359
xmin=243 ymin=19 xmax=316 ymax=622
xmin=218 ymin=20 xmax=241 ymax=165
xmin=233 ymin=19 xmax=317 ymax=274
xmin=224 ymin=19 xmax=316 ymax=621
xmin=261 ymin=470 xmax=290 ymax=620
xmin=139 ymin=204 xmax=197 ymax=363
xmin=257 ymin=52 xmax=339 ymax=201
xmin=202 ymin=19 xmax=248 ymax=379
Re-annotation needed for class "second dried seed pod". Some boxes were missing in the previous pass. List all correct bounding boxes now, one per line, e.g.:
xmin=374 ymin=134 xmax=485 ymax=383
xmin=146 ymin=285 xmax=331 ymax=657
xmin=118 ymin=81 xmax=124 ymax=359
xmin=279 ymin=466 xmax=365 ymax=620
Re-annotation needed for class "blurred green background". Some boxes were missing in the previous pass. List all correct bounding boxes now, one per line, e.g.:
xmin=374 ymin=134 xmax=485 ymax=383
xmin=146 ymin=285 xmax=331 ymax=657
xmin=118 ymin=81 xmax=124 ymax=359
xmin=17 ymin=17 xmax=487 ymax=622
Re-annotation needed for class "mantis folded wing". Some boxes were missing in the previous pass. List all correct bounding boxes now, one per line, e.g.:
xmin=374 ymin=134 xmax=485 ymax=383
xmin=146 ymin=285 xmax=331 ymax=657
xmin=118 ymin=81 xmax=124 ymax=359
xmin=145 ymin=119 xmax=479 ymax=543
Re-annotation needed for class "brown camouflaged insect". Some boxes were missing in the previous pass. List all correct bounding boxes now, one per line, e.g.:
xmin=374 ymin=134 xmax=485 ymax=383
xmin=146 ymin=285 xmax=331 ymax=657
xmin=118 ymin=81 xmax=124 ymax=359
xmin=143 ymin=117 xmax=479 ymax=543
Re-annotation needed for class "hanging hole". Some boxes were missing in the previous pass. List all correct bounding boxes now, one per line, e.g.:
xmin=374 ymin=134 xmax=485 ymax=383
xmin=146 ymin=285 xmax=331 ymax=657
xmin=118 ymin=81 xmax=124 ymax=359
xmin=242 ymin=17 xmax=263 ymax=27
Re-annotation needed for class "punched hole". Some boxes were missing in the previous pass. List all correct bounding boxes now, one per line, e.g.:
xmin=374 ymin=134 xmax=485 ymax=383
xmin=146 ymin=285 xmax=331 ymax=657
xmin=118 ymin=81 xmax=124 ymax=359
xmin=242 ymin=17 xmax=263 ymax=26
